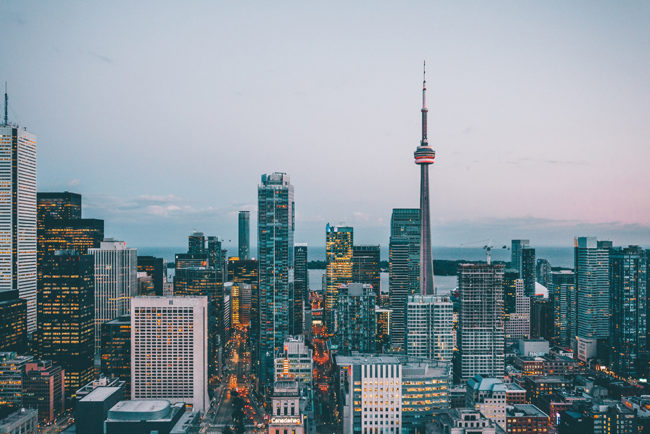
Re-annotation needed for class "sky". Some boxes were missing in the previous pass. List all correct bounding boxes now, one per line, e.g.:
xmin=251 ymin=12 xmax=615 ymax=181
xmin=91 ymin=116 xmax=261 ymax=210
xmin=1 ymin=1 xmax=649 ymax=249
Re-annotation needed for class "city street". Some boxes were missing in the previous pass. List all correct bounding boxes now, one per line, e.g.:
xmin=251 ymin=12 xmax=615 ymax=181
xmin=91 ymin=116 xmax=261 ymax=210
xmin=203 ymin=326 xmax=265 ymax=433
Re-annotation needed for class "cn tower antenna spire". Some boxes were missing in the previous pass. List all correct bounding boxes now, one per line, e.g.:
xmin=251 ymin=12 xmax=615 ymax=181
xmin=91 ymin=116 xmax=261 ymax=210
xmin=3 ymin=82 xmax=7 ymax=126
xmin=421 ymin=61 xmax=428 ymax=144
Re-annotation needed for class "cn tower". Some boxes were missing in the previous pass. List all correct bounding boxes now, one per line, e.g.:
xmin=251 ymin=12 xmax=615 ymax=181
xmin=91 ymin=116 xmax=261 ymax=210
xmin=413 ymin=62 xmax=436 ymax=295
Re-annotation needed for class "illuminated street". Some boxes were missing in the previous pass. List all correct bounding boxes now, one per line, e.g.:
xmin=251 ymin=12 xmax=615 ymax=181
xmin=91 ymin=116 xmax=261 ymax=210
xmin=203 ymin=326 xmax=266 ymax=433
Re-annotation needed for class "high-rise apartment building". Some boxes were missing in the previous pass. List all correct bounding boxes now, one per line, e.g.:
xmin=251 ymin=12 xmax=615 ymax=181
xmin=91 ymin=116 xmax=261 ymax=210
xmin=335 ymin=283 xmax=376 ymax=354
xmin=575 ymin=237 xmax=610 ymax=361
xmin=375 ymin=307 xmax=392 ymax=352
xmin=522 ymin=247 xmax=536 ymax=297
xmin=100 ymin=315 xmax=131 ymax=398
xmin=258 ymin=172 xmax=294 ymax=386
xmin=536 ymin=259 xmax=552 ymax=288
xmin=406 ymin=295 xmax=453 ymax=363
xmin=37 ymin=251 xmax=95 ymax=392
xmin=89 ymin=239 xmax=137 ymax=359
xmin=228 ymin=257 xmax=259 ymax=362
xmin=455 ymin=263 xmax=505 ymax=383
xmin=609 ymin=246 xmax=647 ymax=378
xmin=131 ymin=296 xmax=209 ymax=411
xmin=503 ymin=271 xmax=530 ymax=341
xmin=511 ymin=240 xmax=530 ymax=276
xmin=325 ymin=224 xmax=353 ymax=332
xmin=274 ymin=335 xmax=313 ymax=389
xmin=550 ymin=270 xmax=575 ymax=348
xmin=0 ymin=120 xmax=37 ymax=333
xmin=293 ymin=243 xmax=309 ymax=335
xmin=389 ymin=208 xmax=420 ymax=349
xmin=238 ymin=210 xmax=250 ymax=260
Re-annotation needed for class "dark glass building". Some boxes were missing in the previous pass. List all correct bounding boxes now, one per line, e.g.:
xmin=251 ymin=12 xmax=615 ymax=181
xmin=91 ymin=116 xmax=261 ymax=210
xmin=325 ymin=224 xmax=353 ymax=333
xmin=36 ymin=251 xmax=95 ymax=394
xmin=550 ymin=270 xmax=576 ymax=348
xmin=609 ymin=246 xmax=647 ymax=378
xmin=0 ymin=291 xmax=27 ymax=353
xmin=335 ymin=283 xmax=376 ymax=354
xmin=38 ymin=218 xmax=104 ymax=260
xmin=258 ymin=172 xmax=294 ymax=387
xmin=23 ymin=360 xmax=65 ymax=423
xmin=352 ymin=245 xmax=381 ymax=299
xmin=522 ymin=247 xmax=536 ymax=297
xmin=388 ymin=208 xmax=420 ymax=349
xmin=37 ymin=192 xmax=81 ymax=227
xmin=188 ymin=231 xmax=206 ymax=255
xmin=238 ymin=210 xmax=250 ymax=260
xmin=228 ymin=257 xmax=259 ymax=368
xmin=100 ymin=315 xmax=131 ymax=398
xmin=137 ymin=256 xmax=165 ymax=296
xmin=293 ymin=244 xmax=308 ymax=335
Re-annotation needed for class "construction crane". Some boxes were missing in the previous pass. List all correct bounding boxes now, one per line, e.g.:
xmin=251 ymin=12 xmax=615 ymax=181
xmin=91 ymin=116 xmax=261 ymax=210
xmin=460 ymin=239 xmax=509 ymax=264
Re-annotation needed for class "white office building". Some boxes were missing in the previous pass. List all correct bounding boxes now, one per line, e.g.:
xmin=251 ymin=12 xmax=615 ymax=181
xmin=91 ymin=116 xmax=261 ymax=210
xmin=406 ymin=295 xmax=454 ymax=363
xmin=274 ymin=335 xmax=313 ymax=388
xmin=131 ymin=296 xmax=209 ymax=412
xmin=89 ymin=239 xmax=137 ymax=358
xmin=336 ymin=355 xmax=403 ymax=433
xmin=0 ymin=123 xmax=37 ymax=333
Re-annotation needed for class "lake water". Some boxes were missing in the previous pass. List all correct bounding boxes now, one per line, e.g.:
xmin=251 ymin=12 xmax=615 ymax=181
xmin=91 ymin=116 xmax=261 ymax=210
xmin=138 ymin=245 xmax=576 ymax=268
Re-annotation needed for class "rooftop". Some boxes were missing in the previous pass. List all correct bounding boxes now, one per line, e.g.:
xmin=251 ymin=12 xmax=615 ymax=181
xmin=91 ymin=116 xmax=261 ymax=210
xmin=80 ymin=386 xmax=122 ymax=402
xmin=336 ymin=354 xmax=401 ymax=366
xmin=507 ymin=404 xmax=549 ymax=418
xmin=107 ymin=400 xmax=174 ymax=421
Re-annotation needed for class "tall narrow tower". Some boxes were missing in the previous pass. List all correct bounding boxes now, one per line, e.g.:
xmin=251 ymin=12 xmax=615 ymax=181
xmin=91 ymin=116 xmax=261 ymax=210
xmin=414 ymin=62 xmax=435 ymax=295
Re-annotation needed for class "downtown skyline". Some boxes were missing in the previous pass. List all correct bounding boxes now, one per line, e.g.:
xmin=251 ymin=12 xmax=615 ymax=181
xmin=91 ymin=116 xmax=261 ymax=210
xmin=1 ymin=1 xmax=649 ymax=249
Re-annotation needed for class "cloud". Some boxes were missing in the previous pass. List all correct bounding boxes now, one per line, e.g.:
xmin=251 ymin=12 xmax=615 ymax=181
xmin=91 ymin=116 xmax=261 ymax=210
xmin=505 ymin=157 xmax=587 ymax=166
xmin=67 ymin=178 xmax=80 ymax=186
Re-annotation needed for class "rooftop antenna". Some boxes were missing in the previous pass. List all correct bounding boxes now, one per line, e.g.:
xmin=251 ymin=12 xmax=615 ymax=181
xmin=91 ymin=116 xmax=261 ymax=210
xmin=3 ymin=82 xmax=7 ymax=126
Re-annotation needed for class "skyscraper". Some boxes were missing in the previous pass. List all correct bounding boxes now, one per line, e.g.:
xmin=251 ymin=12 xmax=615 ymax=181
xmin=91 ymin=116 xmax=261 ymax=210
xmin=352 ymin=245 xmax=381 ymax=299
xmin=575 ymin=236 xmax=610 ymax=361
xmin=609 ymin=246 xmax=647 ymax=378
xmin=536 ymin=258 xmax=552 ymax=288
xmin=131 ymin=296 xmax=209 ymax=412
xmin=335 ymin=283 xmax=376 ymax=354
xmin=325 ymin=224 xmax=353 ymax=332
xmin=406 ymin=294 xmax=453 ymax=363
xmin=188 ymin=231 xmax=206 ymax=255
xmin=238 ymin=210 xmax=250 ymax=260
xmin=455 ymin=263 xmax=505 ymax=383
xmin=511 ymin=240 xmax=530 ymax=276
xmin=293 ymin=243 xmax=309 ymax=335
xmin=89 ymin=239 xmax=137 ymax=359
xmin=36 ymin=191 xmax=81 ymax=226
xmin=0 ymin=110 xmax=37 ymax=333
xmin=522 ymin=247 xmax=536 ymax=297
xmin=549 ymin=270 xmax=575 ymax=347
xmin=502 ymin=271 xmax=530 ymax=340
xmin=258 ymin=172 xmax=294 ymax=386
xmin=37 ymin=251 xmax=95 ymax=392
xmin=413 ymin=62 xmax=436 ymax=297
xmin=0 ymin=292 xmax=27 ymax=353
xmin=389 ymin=208 xmax=420 ymax=349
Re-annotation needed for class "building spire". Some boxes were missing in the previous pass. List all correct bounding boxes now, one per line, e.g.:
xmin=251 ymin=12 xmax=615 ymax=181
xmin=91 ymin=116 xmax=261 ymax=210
xmin=3 ymin=82 xmax=7 ymax=126
xmin=421 ymin=61 xmax=428 ymax=144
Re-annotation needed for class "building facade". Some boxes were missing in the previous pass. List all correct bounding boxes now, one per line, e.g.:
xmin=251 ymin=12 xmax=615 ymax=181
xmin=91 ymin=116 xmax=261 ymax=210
xmin=406 ymin=294 xmax=454 ymax=363
xmin=0 ymin=123 xmax=37 ymax=333
xmin=352 ymin=245 xmax=381 ymax=299
xmin=258 ymin=172 xmax=295 ymax=387
xmin=89 ymin=239 xmax=137 ymax=359
xmin=131 ymin=296 xmax=209 ymax=411
xmin=325 ymin=224 xmax=353 ymax=333
xmin=238 ymin=210 xmax=250 ymax=260
xmin=335 ymin=283 xmax=376 ymax=354
xmin=550 ymin=270 xmax=575 ymax=348
xmin=455 ymin=263 xmax=505 ymax=383
xmin=100 ymin=315 xmax=131 ymax=398
xmin=609 ymin=246 xmax=647 ymax=378
xmin=389 ymin=208 xmax=420 ymax=349
xmin=575 ymin=237 xmax=610 ymax=360
xmin=37 ymin=251 xmax=95 ymax=392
